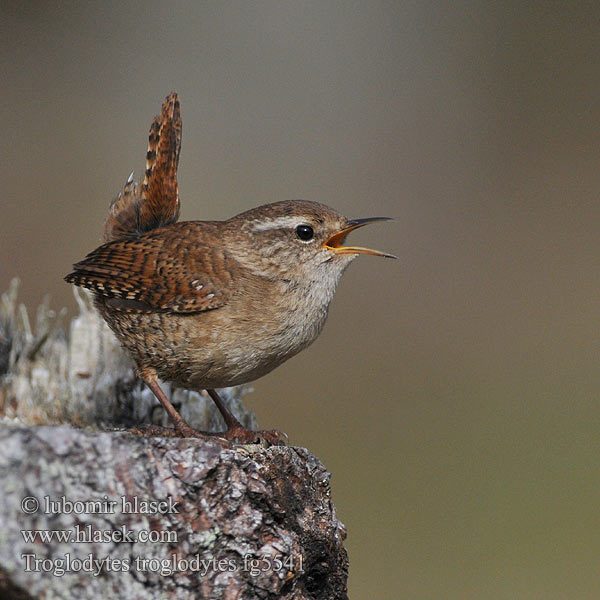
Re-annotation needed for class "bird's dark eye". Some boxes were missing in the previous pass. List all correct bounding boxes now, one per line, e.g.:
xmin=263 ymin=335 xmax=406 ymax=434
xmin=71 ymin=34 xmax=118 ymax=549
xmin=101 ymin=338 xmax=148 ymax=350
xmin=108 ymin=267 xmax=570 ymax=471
xmin=295 ymin=224 xmax=314 ymax=241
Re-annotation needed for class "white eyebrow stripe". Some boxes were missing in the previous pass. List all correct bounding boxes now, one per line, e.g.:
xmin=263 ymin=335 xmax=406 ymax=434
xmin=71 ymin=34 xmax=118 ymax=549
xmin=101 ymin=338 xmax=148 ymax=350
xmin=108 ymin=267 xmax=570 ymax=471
xmin=251 ymin=216 xmax=305 ymax=231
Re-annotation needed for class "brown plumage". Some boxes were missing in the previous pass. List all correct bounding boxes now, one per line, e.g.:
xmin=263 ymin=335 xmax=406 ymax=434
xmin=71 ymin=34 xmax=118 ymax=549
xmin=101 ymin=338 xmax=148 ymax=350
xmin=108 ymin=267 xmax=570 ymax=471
xmin=65 ymin=93 xmax=395 ymax=445
xmin=68 ymin=222 xmax=230 ymax=313
xmin=103 ymin=92 xmax=181 ymax=242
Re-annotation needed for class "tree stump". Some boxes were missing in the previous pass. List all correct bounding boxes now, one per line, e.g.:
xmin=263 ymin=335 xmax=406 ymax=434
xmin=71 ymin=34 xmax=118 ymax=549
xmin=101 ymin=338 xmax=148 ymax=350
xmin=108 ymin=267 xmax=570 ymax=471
xmin=0 ymin=281 xmax=349 ymax=599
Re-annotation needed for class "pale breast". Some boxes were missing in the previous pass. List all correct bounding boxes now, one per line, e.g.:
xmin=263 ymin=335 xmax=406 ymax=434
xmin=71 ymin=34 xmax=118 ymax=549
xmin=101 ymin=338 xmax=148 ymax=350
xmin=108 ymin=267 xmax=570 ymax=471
xmin=94 ymin=262 xmax=344 ymax=391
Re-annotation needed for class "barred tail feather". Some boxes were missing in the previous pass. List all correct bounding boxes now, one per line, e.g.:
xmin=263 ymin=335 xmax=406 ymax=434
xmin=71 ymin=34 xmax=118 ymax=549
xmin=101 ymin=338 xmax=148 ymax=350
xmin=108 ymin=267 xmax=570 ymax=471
xmin=103 ymin=93 xmax=182 ymax=242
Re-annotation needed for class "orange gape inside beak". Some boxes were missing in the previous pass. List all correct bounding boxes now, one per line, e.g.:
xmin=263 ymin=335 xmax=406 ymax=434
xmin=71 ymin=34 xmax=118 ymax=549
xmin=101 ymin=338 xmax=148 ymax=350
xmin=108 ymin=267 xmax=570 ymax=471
xmin=323 ymin=217 xmax=397 ymax=259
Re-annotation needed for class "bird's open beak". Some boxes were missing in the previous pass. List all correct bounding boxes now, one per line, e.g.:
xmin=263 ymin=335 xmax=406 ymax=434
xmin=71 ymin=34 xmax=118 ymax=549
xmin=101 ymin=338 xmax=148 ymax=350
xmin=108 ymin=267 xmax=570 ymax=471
xmin=323 ymin=217 xmax=397 ymax=259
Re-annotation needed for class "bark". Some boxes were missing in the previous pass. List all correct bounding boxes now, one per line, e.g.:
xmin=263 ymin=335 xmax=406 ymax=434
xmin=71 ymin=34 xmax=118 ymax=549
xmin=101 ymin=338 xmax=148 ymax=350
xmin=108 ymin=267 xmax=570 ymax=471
xmin=0 ymin=279 xmax=255 ymax=432
xmin=0 ymin=281 xmax=349 ymax=599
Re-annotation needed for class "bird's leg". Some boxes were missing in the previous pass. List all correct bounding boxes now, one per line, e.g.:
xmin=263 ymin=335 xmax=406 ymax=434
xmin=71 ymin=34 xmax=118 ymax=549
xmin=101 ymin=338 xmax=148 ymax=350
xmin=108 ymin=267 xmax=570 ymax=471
xmin=206 ymin=388 xmax=288 ymax=446
xmin=206 ymin=388 xmax=245 ymax=429
xmin=144 ymin=377 xmax=199 ymax=437
xmin=132 ymin=374 xmax=287 ymax=446
xmin=131 ymin=376 xmax=215 ymax=440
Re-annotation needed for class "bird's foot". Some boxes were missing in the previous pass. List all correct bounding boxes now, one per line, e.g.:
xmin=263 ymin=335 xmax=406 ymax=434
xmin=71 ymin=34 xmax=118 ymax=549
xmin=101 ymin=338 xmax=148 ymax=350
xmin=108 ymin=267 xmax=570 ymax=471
xmin=218 ymin=425 xmax=288 ymax=447
xmin=130 ymin=422 xmax=287 ymax=447
xmin=130 ymin=423 xmax=228 ymax=447
xmin=130 ymin=424 xmax=182 ymax=438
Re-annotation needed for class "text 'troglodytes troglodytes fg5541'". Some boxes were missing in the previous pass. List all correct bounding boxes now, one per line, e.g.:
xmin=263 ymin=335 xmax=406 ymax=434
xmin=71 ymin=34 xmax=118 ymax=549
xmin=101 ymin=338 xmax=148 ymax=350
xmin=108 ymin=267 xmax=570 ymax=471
xmin=65 ymin=93 xmax=396 ymax=445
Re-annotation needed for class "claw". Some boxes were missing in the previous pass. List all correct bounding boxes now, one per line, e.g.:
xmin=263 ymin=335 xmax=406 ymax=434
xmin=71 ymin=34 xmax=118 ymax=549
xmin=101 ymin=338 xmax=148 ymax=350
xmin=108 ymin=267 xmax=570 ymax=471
xmin=130 ymin=423 xmax=287 ymax=448
xmin=220 ymin=426 xmax=288 ymax=447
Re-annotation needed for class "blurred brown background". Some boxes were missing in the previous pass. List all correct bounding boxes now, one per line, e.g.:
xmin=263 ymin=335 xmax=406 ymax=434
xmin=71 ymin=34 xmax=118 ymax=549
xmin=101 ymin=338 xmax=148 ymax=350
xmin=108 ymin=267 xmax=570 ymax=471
xmin=2 ymin=2 xmax=600 ymax=598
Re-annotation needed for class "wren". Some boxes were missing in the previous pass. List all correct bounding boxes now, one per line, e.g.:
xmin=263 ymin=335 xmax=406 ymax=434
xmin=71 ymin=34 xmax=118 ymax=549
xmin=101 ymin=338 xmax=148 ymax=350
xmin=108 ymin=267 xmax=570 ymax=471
xmin=65 ymin=93 xmax=396 ymax=445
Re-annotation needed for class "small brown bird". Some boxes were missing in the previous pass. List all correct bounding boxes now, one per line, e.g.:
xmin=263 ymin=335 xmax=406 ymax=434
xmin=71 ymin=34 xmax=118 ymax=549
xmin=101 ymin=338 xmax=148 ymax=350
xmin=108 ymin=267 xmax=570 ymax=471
xmin=65 ymin=93 xmax=395 ymax=445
